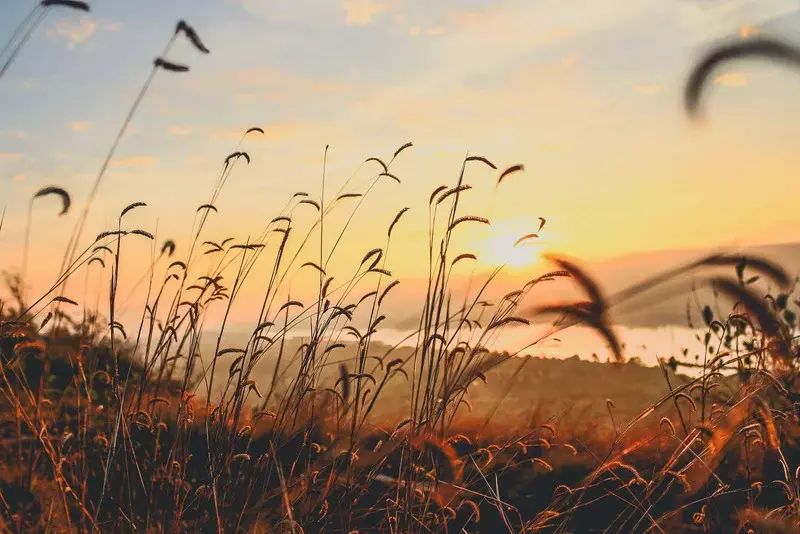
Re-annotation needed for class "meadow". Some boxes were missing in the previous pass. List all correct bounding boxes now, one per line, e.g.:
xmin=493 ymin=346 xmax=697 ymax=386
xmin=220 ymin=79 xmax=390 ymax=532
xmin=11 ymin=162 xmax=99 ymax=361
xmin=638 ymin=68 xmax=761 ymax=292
xmin=3 ymin=2 xmax=800 ymax=533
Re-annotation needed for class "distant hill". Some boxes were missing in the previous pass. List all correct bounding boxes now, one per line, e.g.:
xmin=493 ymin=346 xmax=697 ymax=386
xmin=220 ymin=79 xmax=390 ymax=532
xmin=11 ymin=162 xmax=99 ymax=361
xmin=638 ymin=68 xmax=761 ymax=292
xmin=373 ymin=241 xmax=800 ymax=331
xmin=198 ymin=337 xmax=704 ymax=430
xmin=200 ymin=242 xmax=784 ymax=428
xmin=588 ymin=241 xmax=800 ymax=328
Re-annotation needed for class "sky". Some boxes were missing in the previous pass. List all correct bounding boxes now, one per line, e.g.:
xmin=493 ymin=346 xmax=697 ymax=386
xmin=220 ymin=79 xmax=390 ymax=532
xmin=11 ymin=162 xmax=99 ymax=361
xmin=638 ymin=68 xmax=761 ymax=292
xmin=2 ymin=0 xmax=800 ymax=329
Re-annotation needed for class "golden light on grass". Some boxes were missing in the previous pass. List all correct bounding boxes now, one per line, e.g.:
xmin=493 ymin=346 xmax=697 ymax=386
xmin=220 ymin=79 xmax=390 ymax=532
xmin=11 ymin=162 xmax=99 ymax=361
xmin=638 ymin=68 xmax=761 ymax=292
xmin=4 ymin=11 xmax=800 ymax=532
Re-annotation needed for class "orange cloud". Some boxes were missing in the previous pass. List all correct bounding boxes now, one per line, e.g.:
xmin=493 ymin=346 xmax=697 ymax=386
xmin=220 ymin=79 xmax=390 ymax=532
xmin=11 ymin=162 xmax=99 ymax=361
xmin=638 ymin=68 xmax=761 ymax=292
xmin=211 ymin=122 xmax=305 ymax=141
xmin=217 ymin=68 xmax=352 ymax=109
xmin=168 ymin=126 xmax=193 ymax=136
xmin=448 ymin=11 xmax=485 ymax=30
xmin=560 ymin=54 xmax=580 ymax=69
xmin=0 ymin=153 xmax=22 ymax=161
xmin=69 ymin=120 xmax=89 ymax=132
xmin=740 ymin=25 xmax=759 ymax=39
xmin=219 ymin=67 xmax=352 ymax=96
xmin=341 ymin=0 xmax=387 ymax=26
xmin=52 ymin=19 xmax=96 ymax=48
xmin=714 ymin=72 xmax=747 ymax=87
xmin=394 ymin=98 xmax=449 ymax=127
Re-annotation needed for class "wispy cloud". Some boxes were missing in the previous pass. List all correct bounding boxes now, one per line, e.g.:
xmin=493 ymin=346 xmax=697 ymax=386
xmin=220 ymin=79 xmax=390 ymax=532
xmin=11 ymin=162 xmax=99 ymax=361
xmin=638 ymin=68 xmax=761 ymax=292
xmin=69 ymin=120 xmax=90 ymax=132
xmin=714 ymin=72 xmax=747 ymax=87
xmin=238 ymin=0 xmax=339 ymax=21
xmin=105 ymin=22 xmax=123 ymax=32
xmin=202 ymin=67 xmax=352 ymax=107
xmin=341 ymin=0 xmax=388 ymax=26
xmin=13 ymin=174 xmax=26 ymax=183
xmin=0 ymin=153 xmax=23 ymax=161
xmin=560 ymin=54 xmax=580 ymax=69
xmin=168 ymin=126 xmax=193 ymax=136
xmin=52 ymin=19 xmax=96 ymax=49
xmin=740 ymin=25 xmax=759 ymax=39
xmin=393 ymin=97 xmax=448 ymax=127
xmin=211 ymin=122 xmax=305 ymax=141
xmin=111 ymin=156 xmax=158 ymax=168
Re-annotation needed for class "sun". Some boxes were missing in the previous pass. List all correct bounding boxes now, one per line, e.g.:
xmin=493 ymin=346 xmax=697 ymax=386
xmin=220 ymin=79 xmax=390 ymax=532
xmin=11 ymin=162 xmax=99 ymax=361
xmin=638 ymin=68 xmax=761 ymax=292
xmin=473 ymin=216 xmax=548 ymax=270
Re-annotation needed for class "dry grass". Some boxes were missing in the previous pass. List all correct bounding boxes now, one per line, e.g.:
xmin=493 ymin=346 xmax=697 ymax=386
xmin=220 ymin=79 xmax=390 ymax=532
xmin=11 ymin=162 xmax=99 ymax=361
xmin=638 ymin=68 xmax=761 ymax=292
xmin=1 ymin=16 xmax=800 ymax=534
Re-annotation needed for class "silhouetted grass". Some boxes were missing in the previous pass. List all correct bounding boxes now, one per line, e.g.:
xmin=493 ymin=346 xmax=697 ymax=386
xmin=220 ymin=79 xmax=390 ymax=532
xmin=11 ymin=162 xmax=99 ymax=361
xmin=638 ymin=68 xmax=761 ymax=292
xmin=1 ymin=16 xmax=800 ymax=534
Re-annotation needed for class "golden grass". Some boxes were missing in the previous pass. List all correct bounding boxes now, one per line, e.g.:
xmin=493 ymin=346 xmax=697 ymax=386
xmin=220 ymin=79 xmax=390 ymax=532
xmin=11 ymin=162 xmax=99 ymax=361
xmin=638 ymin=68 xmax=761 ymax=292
xmin=1 ymin=20 xmax=800 ymax=534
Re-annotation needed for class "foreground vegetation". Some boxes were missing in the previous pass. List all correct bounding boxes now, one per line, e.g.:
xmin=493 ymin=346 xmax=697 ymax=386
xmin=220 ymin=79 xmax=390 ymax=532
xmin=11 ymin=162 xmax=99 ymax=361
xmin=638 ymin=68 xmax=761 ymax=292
xmin=3 ymin=2 xmax=800 ymax=532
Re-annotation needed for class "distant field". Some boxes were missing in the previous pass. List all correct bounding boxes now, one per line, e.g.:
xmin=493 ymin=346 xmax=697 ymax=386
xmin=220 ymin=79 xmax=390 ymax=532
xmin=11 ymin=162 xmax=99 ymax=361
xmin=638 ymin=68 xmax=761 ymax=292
xmin=201 ymin=336 xmax=703 ymax=428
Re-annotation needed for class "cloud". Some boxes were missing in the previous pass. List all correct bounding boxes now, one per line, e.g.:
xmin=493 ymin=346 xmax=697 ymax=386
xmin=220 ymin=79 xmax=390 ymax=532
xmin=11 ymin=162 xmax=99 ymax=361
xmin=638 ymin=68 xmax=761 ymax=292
xmin=393 ymin=97 xmax=449 ymax=127
xmin=69 ymin=120 xmax=89 ymax=132
xmin=560 ymin=54 xmax=580 ymax=69
xmin=212 ymin=122 xmax=305 ymax=141
xmin=0 ymin=153 xmax=23 ymax=161
xmin=238 ymin=0 xmax=338 ymax=21
xmin=224 ymin=68 xmax=343 ymax=92
xmin=740 ymin=25 xmax=759 ymax=39
xmin=635 ymin=84 xmax=662 ymax=95
xmin=341 ymin=0 xmax=388 ymax=26
xmin=204 ymin=67 xmax=352 ymax=106
xmin=52 ymin=19 xmax=96 ymax=49
xmin=323 ymin=0 xmax=657 ymax=152
xmin=111 ymin=156 xmax=158 ymax=168
xmin=168 ymin=126 xmax=193 ymax=136
xmin=409 ymin=25 xmax=421 ymax=36
xmin=676 ymin=0 xmax=796 ymax=43
xmin=3 ymin=130 xmax=25 ymax=139
xmin=426 ymin=26 xmax=446 ymax=36
xmin=448 ymin=11 xmax=485 ymax=30
xmin=105 ymin=22 xmax=123 ymax=32
xmin=13 ymin=174 xmax=25 ymax=183
xmin=714 ymin=72 xmax=747 ymax=87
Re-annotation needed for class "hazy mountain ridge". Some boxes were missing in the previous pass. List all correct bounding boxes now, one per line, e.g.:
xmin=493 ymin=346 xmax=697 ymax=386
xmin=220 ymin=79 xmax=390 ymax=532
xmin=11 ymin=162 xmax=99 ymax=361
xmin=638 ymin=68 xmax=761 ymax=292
xmin=371 ymin=241 xmax=800 ymax=331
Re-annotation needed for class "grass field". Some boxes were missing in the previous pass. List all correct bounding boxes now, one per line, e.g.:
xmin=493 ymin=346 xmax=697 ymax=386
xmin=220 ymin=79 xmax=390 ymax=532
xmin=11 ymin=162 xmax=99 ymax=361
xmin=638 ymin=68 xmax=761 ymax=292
xmin=3 ymin=3 xmax=800 ymax=533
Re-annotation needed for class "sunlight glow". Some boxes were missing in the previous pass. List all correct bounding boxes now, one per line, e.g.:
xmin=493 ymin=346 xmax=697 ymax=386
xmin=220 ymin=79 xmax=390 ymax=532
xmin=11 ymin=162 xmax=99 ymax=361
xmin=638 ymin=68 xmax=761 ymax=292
xmin=474 ymin=216 xmax=549 ymax=270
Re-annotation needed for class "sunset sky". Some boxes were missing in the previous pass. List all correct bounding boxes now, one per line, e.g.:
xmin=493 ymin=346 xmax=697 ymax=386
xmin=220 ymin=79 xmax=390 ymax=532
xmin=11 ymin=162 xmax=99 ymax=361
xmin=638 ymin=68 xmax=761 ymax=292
xmin=2 ymin=0 xmax=800 ymax=322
